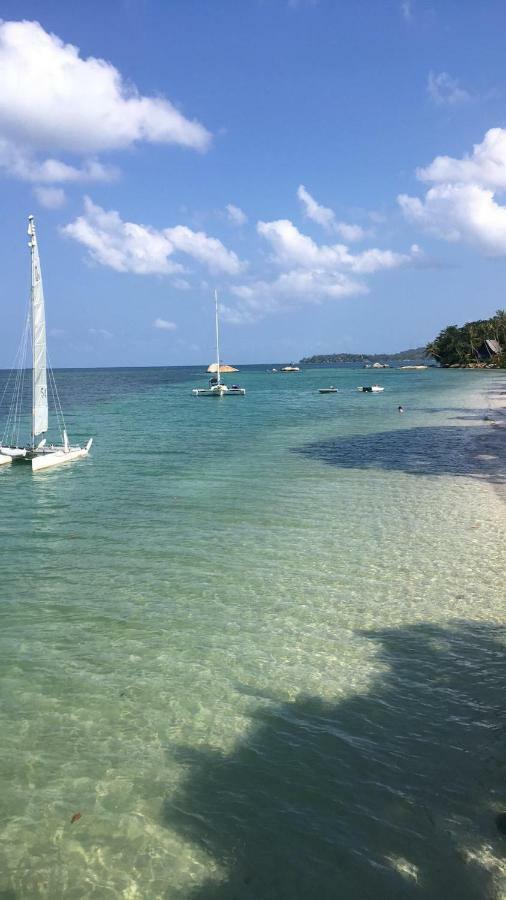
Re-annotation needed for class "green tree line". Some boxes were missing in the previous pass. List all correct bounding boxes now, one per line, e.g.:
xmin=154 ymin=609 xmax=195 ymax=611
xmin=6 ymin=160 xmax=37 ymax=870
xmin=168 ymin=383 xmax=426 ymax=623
xmin=425 ymin=310 xmax=506 ymax=368
xmin=300 ymin=347 xmax=426 ymax=365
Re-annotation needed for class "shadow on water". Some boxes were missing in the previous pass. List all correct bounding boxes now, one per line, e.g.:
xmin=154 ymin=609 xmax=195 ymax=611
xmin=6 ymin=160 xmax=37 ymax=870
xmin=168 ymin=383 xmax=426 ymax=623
xmin=163 ymin=622 xmax=505 ymax=900
xmin=293 ymin=425 xmax=505 ymax=487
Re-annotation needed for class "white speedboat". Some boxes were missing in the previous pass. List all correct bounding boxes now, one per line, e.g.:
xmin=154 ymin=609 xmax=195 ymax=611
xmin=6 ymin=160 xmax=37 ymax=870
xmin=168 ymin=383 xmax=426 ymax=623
xmin=357 ymin=385 xmax=384 ymax=393
xmin=319 ymin=386 xmax=338 ymax=394
xmin=0 ymin=216 xmax=92 ymax=471
xmin=280 ymin=364 xmax=300 ymax=372
xmin=192 ymin=291 xmax=245 ymax=396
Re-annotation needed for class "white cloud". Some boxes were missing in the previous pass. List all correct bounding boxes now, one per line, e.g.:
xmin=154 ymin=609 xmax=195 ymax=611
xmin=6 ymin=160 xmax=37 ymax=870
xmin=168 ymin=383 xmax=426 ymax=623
xmin=226 ymin=203 xmax=247 ymax=226
xmin=221 ymin=218 xmax=419 ymax=323
xmin=154 ymin=318 xmax=177 ymax=330
xmin=335 ymin=222 xmax=366 ymax=242
xmin=89 ymin=327 xmax=113 ymax=338
xmin=34 ymin=185 xmax=66 ymax=209
xmin=297 ymin=184 xmax=335 ymax=230
xmin=427 ymin=72 xmax=472 ymax=107
xmin=62 ymin=198 xmax=244 ymax=276
xmin=417 ymin=128 xmax=506 ymax=188
xmin=297 ymin=185 xmax=365 ymax=241
xmin=0 ymin=139 xmax=117 ymax=183
xmin=0 ymin=19 xmax=210 ymax=182
xmin=63 ymin=198 xmax=180 ymax=274
xmin=166 ymin=225 xmax=244 ymax=274
xmin=257 ymin=218 xmax=415 ymax=273
xmin=0 ymin=20 xmax=211 ymax=153
xmin=399 ymin=127 xmax=506 ymax=256
xmin=223 ymin=270 xmax=366 ymax=323
xmin=399 ymin=183 xmax=506 ymax=255
xmin=220 ymin=269 xmax=368 ymax=325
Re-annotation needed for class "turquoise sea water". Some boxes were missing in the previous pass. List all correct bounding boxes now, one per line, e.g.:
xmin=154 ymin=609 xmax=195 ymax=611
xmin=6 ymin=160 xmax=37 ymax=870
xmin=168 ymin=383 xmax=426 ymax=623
xmin=0 ymin=365 xmax=505 ymax=899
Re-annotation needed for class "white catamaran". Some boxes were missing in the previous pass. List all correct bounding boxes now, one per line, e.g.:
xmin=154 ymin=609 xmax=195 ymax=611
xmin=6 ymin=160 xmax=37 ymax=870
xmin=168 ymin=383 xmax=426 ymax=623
xmin=0 ymin=216 xmax=92 ymax=471
xmin=192 ymin=291 xmax=245 ymax=396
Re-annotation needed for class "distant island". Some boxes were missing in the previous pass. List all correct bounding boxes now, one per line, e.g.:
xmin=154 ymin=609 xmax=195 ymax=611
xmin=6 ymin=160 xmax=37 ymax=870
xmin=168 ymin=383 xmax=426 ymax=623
xmin=299 ymin=347 xmax=427 ymax=365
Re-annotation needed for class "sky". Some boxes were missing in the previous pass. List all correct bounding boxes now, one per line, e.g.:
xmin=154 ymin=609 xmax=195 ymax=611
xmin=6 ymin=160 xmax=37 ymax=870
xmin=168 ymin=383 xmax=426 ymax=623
xmin=1 ymin=0 xmax=506 ymax=367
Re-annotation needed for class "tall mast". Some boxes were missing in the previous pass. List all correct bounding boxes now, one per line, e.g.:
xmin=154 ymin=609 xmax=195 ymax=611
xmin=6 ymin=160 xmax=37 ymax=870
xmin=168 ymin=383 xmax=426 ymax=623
xmin=28 ymin=215 xmax=48 ymax=446
xmin=214 ymin=289 xmax=221 ymax=385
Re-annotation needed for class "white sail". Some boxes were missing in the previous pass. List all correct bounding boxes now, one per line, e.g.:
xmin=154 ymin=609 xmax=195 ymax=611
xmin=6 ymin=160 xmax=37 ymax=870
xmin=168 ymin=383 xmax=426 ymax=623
xmin=0 ymin=216 xmax=92 ymax=470
xmin=28 ymin=216 xmax=48 ymax=438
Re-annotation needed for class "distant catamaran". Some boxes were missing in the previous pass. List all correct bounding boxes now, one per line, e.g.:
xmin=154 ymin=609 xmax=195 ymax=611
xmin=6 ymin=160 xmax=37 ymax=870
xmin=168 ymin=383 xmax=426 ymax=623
xmin=0 ymin=216 xmax=92 ymax=471
xmin=192 ymin=290 xmax=245 ymax=396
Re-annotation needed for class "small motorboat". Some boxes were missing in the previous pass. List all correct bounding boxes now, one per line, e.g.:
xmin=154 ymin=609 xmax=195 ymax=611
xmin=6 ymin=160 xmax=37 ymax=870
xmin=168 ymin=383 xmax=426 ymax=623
xmin=319 ymin=386 xmax=338 ymax=394
xmin=357 ymin=385 xmax=384 ymax=393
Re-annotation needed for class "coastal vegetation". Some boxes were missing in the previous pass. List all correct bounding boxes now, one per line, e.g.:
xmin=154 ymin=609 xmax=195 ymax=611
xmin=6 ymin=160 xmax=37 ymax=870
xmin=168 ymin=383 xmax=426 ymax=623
xmin=425 ymin=310 xmax=506 ymax=368
xmin=299 ymin=347 xmax=426 ymax=365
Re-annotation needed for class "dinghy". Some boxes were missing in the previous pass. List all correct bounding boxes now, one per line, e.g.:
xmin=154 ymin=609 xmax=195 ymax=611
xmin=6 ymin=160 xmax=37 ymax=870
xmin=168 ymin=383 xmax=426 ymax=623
xmin=0 ymin=216 xmax=93 ymax=471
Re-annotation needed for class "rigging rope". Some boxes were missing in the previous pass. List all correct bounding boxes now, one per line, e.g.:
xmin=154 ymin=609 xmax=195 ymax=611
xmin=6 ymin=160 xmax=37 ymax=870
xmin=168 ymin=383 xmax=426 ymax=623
xmin=46 ymin=350 xmax=67 ymax=442
xmin=1 ymin=303 xmax=30 ymax=447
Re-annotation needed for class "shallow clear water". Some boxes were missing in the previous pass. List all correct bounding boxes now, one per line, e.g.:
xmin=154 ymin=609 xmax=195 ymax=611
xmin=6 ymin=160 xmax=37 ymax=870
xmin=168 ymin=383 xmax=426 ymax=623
xmin=0 ymin=366 xmax=505 ymax=899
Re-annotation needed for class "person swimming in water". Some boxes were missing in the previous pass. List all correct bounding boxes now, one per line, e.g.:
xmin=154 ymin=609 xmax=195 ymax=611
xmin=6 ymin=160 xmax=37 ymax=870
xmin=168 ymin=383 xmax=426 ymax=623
xmin=398 ymin=405 xmax=404 ymax=413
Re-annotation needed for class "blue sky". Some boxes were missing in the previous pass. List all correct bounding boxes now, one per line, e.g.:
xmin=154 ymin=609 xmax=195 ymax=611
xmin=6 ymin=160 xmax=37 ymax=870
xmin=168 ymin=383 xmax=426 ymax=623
xmin=1 ymin=0 xmax=506 ymax=367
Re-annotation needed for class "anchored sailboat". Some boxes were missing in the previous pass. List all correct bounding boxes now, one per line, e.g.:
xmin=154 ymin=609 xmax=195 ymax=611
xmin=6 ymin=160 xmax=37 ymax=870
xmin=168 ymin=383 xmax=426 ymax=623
xmin=192 ymin=291 xmax=245 ymax=396
xmin=0 ymin=216 xmax=92 ymax=471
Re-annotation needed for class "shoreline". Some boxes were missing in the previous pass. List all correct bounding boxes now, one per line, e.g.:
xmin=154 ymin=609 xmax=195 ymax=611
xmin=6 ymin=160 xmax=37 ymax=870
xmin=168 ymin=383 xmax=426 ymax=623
xmin=468 ymin=377 xmax=506 ymax=503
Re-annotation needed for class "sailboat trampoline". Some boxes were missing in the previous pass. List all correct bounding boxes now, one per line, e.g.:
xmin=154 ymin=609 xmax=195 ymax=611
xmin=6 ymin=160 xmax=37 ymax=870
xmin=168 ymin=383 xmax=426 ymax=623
xmin=0 ymin=216 xmax=93 ymax=471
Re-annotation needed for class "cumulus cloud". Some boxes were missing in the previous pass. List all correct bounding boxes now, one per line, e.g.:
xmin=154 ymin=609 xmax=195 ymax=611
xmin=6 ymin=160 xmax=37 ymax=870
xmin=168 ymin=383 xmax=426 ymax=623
xmin=221 ymin=218 xmax=419 ymax=323
xmin=154 ymin=318 xmax=177 ymax=330
xmin=62 ymin=198 xmax=244 ymax=276
xmin=399 ymin=183 xmax=506 ymax=255
xmin=222 ymin=270 xmax=366 ymax=324
xmin=297 ymin=184 xmax=335 ymax=230
xmin=34 ymin=185 xmax=66 ymax=209
xmin=257 ymin=218 xmax=416 ymax=273
xmin=297 ymin=185 xmax=365 ymax=241
xmin=226 ymin=203 xmax=247 ymax=225
xmin=417 ymin=128 xmax=506 ymax=188
xmin=0 ymin=19 xmax=211 ymax=182
xmin=399 ymin=128 xmax=506 ymax=255
xmin=427 ymin=72 xmax=472 ymax=107
xmin=0 ymin=140 xmax=117 ymax=183
xmin=166 ymin=225 xmax=243 ymax=274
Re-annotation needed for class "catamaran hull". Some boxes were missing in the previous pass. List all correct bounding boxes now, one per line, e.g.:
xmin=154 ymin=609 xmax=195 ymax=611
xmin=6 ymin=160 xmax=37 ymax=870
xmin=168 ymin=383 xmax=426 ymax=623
xmin=192 ymin=388 xmax=246 ymax=396
xmin=1 ymin=447 xmax=27 ymax=465
xmin=31 ymin=446 xmax=91 ymax=471
xmin=0 ymin=439 xmax=92 ymax=471
xmin=1 ymin=447 xmax=27 ymax=458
